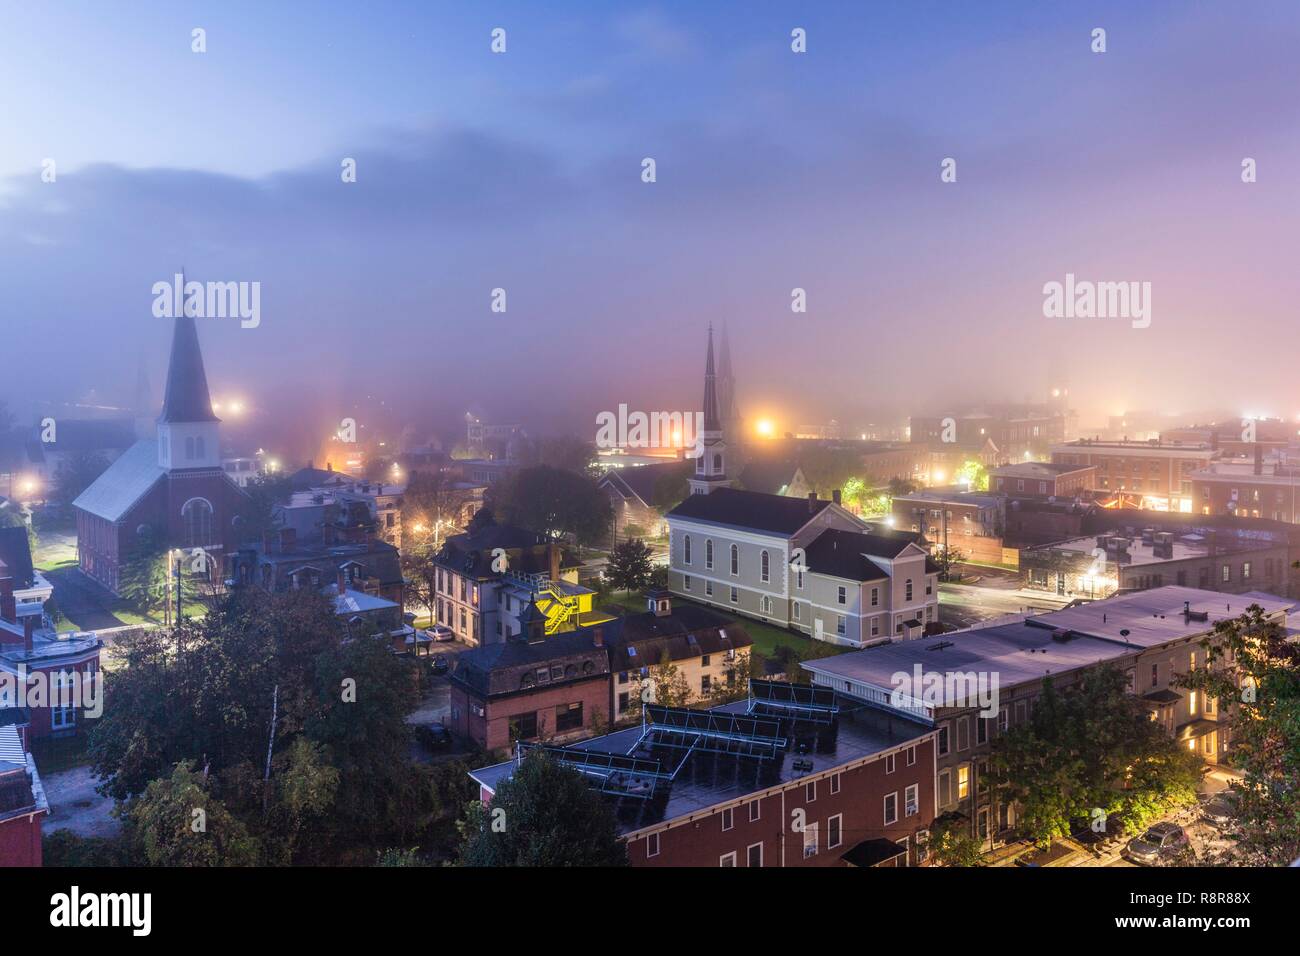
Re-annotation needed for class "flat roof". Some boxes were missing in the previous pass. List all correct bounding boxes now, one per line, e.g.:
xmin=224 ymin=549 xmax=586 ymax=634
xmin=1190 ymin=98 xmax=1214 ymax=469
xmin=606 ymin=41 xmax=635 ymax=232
xmin=470 ymin=698 xmax=931 ymax=836
xmin=1023 ymin=586 xmax=1292 ymax=649
xmin=802 ymin=585 xmax=1294 ymax=704
xmin=1034 ymin=530 xmax=1275 ymax=565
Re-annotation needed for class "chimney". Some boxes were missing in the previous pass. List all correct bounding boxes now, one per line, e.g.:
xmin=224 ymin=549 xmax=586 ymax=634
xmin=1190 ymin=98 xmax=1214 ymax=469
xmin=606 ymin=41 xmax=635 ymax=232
xmin=0 ymin=574 xmax=14 ymax=624
xmin=1254 ymin=444 xmax=1263 ymax=476
xmin=547 ymin=542 xmax=561 ymax=582
xmin=592 ymin=626 xmax=604 ymax=647
xmin=807 ymin=491 xmax=818 ymax=513
xmin=337 ymin=568 xmax=347 ymax=595
xmin=832 ymin=489 xmax=842 ymax=506
xmin=23 ymin=615 xmax=34 ymax=653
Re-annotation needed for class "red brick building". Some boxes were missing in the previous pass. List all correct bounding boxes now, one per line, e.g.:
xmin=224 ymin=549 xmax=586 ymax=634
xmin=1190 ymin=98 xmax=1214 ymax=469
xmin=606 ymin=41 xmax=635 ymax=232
xmin=990 ymin=461 xmax=1094 ymax=499
xmin=470 ymin=686 xmax=938 ymax=867
xmin=73 ymin=310 xmax=250 ymax=594
xmin=449 ymin=609 xmax=612 ymax=752
xmin=0 ymin=724 xmax=47 ymax=867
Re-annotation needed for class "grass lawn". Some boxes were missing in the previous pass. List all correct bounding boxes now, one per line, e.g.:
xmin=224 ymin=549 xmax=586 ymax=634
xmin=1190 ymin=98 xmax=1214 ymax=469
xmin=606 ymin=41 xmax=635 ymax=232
xmin=603 ymin=591 xmax=851 ymax=661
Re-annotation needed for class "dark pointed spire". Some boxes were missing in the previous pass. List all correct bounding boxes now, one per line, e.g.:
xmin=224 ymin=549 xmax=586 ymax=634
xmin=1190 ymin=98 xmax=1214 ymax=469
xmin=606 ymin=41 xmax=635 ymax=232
xmin=702 ymin=324 xmax=720 ymax=432
xmin=158 ymin=276 xmax=219 ymax=424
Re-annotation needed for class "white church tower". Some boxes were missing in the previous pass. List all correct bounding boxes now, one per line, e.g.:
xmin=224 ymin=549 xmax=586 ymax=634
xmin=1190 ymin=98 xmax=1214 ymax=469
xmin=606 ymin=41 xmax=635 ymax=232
xmin=688 ymin=325 xmax=731 ymax=496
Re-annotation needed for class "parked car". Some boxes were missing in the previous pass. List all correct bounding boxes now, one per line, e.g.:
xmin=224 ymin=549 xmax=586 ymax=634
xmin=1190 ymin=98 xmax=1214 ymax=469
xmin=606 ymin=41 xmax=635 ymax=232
xmin=429 ymin=624 xmax=455 ymax=642
xmin=431 ymin=655 xmax=450 ymax=676
xmin=1200 ymin=790 xmax=1240 ymax=827
xmin=1123 ymin=822 xmax=1192 ymax=866
xmin=416 ymin=722 xmax=453 ymax=751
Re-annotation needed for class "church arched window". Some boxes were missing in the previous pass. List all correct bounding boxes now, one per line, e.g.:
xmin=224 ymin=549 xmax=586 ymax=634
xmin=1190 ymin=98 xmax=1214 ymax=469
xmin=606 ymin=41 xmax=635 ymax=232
xmin=182 ymin=498 xmax=214 ymax=547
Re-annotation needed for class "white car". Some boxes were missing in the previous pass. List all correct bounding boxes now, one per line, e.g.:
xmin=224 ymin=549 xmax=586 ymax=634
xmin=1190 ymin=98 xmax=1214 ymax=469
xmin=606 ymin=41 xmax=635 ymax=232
xmin=428 ymin=624 xmax=456 ymax=643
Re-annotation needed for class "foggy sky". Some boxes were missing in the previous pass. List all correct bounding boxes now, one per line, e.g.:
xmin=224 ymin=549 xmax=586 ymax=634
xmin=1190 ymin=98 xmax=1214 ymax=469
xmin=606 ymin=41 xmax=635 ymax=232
xmin=3 ymin=0 xmax=1300 ymax=445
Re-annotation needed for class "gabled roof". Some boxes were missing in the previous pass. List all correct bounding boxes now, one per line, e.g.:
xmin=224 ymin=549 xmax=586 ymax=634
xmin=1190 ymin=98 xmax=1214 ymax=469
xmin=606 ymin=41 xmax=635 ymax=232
xmin=599 ymin=461 xmax=688 ymax=506
xmin=71 ymin=440 xmax=165 ymax=523
xmin=603 ymin=604 xmax=753 ymax=671
xmin=667 ymin=487 xmax=830 ymax=536
xmin=158 ymin=313 xmax=219 ymax=424
xmin=451 ymin=630 xmax=610 ymax=698
xmin=0 ymin=527 xmax=36 ymax=589
xmin=803 ymin=529 xmax=932 ymax=582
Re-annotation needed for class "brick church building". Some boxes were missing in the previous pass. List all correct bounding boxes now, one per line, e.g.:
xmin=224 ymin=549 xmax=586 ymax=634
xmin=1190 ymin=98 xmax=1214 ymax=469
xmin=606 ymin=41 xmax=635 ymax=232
xmin=74 ymin=310 xmax=250 ymax=593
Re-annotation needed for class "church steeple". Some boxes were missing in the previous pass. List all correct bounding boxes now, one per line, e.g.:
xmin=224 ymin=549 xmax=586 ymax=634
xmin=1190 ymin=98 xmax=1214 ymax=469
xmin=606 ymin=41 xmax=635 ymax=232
xmin=156 ymin=276 xmax=221 ymax=471
xmin=716 ymin=321 xmax=740 ymax=440
xmin=159 ymin=277 xmax=219 ymax=425
xmin=688 ymin=325 xmax=731 ymax=496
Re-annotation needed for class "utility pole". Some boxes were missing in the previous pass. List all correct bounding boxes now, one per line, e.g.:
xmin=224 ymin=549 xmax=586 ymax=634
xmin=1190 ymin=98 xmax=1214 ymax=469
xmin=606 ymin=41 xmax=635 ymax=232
xmin=263 ymin=683 xmax=279 ymax=815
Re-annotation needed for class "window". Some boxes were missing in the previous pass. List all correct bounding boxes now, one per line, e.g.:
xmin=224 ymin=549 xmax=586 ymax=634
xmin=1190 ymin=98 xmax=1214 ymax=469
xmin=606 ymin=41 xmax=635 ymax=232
xmin=956 ymin=716 xmax=970 ymax=751
xmin=730 ymin=586 xmax=738 ymax=604
xmin=730 ymin=544 xmax=739 ymax=575
xmin=719 ymin=851 xmax=737 ymax=867
xmin=870 ymin=617 xmax=880 ymax=637
xmin=747 ymin=842 xmax=763 ymax=867
xmin=555 ymin=702 xmax=583 ymax=732
xmin=836 ymin=615 xmax=846 ymax=636
xmin=871 ymin=587 xmax=879 ymax=607
xmin=760 ymin=550 xmax=770 ymax=583
xmin=181 ymin=498 xmax=214 ymax=547
xmin=761 ymin=595 xmax=772 ymax=615
xmin=705 ymin=539 xmax=714 ymax=570
xmin=796 ymin=568 xmax=805 ymax=589
xmin=977 ymin=717 xmax=988 ymax=745
xmin=683 ymin=574 xmax=692 ymax=591
xmin=721 ymin=807 xmax=734 ymax=832
xmin=683 ymin=535 xmax=692 ymax=564
xmin=803 ymin=822 xmax=819 ymax=858
xmin=905 ymin=745 xmax=916 ymax=766
xmin=938 ymin=770 xmax=951 ymax=806
xmin=885 ymin=753 xmax=895 ymax=774
xmin=905 ymin=579 xmax=913 ymax=602
xmin=830 ymin=773 xmax=841 ymax=794
xmin=701 ymin=674 xmax=711 ymax=695
xmin=793 ymin=602 xmax=801 ymax=621
xmin=706 ymin=580 xmax=714 ymax=597
xmin=937 ymin=725 xmax=949 ymax=755
xmin=508 ymin=711 xmax=538 ymax=741
xmin=1243 ymin=561 xmax=1252 ymax=580
xmin=957 ymin=765 xmax=970 ymax=800
xmin=1222 ymin=564 xmax=1231 ymax=583
xmin=646 ymin=832 xmax=660 ymax=858
xmin=883 ymin=792 xmax=898 ymax=825
xmin=1150 ymin=662 xmax=1159 ymax=688
xmin=828 ymin=814 xmax=843 ymax=850
xmin=805 ymin=780 xmax=817 ymax=802
xmin=837 ymin=586 xmax=847 ymax=605
xmin=748 ymin=800 xmax=761 ymax=822
xmin=905 ymin=784 xmax=919 ymax=817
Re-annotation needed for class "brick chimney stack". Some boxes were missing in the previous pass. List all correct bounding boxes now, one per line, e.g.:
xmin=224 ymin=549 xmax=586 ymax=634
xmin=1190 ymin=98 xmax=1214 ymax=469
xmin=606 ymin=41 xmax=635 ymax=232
xmin=592 ymin=626 xmax=604 ymax=647
xmin=337 ymin=568 xmax=348 ymax=595
xmin=832 ymin=488 xmax=842 ymax=506
xmin=548 ymin=542 xmax=561 ymax=582
xmin=807 ymin=491 xmax=818 ymax=513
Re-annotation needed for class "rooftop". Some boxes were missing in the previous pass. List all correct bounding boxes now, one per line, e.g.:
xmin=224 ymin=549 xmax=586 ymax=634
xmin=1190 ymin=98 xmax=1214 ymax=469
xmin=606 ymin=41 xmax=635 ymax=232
xmin=667 ymin=487 xmax=833 ymax=536
xmin=1033 ymin=528 xmax=1278 ymax=566
xmin=470 ymin=696 xmax=931 ymax=836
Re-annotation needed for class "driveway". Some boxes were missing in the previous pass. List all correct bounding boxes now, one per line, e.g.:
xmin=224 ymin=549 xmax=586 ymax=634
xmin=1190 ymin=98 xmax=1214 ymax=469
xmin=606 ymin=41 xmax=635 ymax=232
xmin=41 ymin=764 xmax=121 ymax=840
xmin=45 ymin=566 xmax=132 ymax=631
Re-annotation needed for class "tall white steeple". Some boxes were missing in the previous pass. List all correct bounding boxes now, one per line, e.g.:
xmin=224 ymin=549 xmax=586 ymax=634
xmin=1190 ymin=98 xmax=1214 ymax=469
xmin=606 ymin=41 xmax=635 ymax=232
xmin=688 ymin=325 xmax=731 ymax=496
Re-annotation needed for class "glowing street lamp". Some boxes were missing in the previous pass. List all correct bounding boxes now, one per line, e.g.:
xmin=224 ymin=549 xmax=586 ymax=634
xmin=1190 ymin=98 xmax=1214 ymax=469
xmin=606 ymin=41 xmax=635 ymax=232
xmin=755 ymin=419 xmax=775 ymax=438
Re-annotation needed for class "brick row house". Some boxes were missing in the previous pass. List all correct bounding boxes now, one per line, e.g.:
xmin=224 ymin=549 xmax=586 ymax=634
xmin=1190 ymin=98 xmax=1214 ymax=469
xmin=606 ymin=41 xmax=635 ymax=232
xmin=803 ymin=586 xmax=1291 ymax=848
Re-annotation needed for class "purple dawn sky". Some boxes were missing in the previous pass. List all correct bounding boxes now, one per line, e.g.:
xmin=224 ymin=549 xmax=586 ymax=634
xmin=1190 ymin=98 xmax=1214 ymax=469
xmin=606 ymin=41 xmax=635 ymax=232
xmin=2 ymin=0 xmax=1299 ymax=447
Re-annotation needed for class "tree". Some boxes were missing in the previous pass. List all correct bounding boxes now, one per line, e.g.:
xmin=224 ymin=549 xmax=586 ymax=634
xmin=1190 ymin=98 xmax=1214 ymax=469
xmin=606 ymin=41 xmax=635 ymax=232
xmin=54 ymin=452 xmax=110 ymax=507
xmin=486 ymin=465 xmax=612 ymax=544
xmin=956 ymin=459 xmax=989 ymax=492
xmin=123 ymin=761 xmax=261 ymax=866
xmin=649 ymin=465 xmax=690 ymax=512
xmin=242 ymin=471 xmax=295 ymax=542
xmin=458 ymin=751 xmax=628 ymax=866
xmin=929 ymin=816 xmax=985 ymax=867
xmin=887 ymin=477 xmax=919 ymax=497
xmin=116 ymin=532 xmax=169 ymax=616
xmin=626 ymin=649 xmax=693 ymax=717
xmin=519 ymin=436 xmax=596 ymax=475
xmin=990 ymin=668 xmax=1201 ymax=849
xmin=1175 ymin=604 xmax=1300 ymax=865
xmin=604 ymin=538 xmax=654 ymax=592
